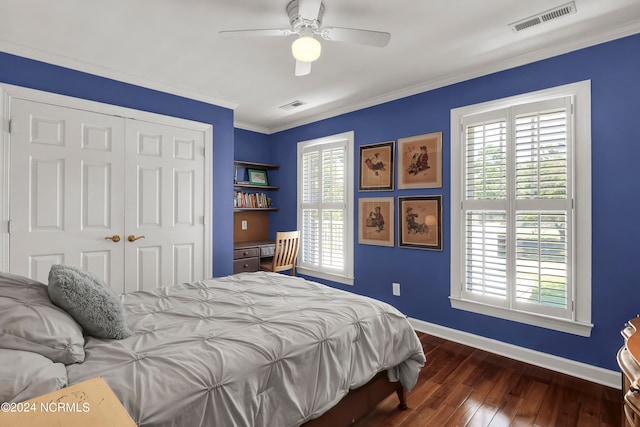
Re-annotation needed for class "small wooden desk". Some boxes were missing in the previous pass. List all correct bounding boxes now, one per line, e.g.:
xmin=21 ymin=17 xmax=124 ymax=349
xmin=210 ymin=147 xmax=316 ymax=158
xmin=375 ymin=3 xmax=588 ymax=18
xmin=233 ymin=240 xmax=275 ymax=274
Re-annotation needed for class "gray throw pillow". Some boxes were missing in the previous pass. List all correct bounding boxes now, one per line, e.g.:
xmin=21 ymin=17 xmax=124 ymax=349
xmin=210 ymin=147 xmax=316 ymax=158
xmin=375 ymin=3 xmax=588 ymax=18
xmin=0 ymin=271 xmax=85 ymax=364
xmin=48 ymin=265 xmax=131 ymax=340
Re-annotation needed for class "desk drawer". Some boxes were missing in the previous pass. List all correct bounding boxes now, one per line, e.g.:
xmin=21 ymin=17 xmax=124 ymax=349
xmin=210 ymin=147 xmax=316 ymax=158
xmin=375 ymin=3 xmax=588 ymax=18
xmin=234 ymin=248 xmax=259 ymax=259
xmin=234 ymin=257 xmax=259 ymax=274
xmin=260 ymin=245 xmax=275 ymax=257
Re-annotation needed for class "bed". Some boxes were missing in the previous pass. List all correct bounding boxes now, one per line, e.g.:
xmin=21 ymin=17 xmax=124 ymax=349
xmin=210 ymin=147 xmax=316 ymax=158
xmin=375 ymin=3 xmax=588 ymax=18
xmin=0 ymin=270 xmax=426 ymax=426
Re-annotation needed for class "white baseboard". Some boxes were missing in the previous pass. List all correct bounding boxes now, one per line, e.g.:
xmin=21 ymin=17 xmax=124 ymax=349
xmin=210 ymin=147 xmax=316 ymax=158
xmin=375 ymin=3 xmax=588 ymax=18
xmin=409 ymin=317 xmax=621 ymax=389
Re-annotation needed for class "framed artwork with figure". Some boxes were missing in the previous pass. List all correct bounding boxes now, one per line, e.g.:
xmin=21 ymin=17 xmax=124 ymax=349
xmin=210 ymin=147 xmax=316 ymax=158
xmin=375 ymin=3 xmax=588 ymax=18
xmin=358 ymin=197 xmax=394 ymax=247
xmin=247 ymin=169 xmax=268 ymax=186
xmin=398 ymin=195 xmax=442 ymax=250
xmin=397 ymin=132 xmax=442 ymax=189
xmin=359 ymin=141 xmax=394 ymax=191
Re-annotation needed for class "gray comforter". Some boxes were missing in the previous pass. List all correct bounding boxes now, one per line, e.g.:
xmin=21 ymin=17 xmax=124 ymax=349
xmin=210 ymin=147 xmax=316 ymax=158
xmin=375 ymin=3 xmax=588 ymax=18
xmin=66 ymin=272 xmax=426 ymax=426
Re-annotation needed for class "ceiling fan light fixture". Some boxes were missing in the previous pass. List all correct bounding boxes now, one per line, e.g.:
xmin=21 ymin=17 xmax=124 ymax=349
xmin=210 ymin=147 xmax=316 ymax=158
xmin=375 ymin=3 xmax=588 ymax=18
xmin=292 ymin=36 xmax=321 ymax=62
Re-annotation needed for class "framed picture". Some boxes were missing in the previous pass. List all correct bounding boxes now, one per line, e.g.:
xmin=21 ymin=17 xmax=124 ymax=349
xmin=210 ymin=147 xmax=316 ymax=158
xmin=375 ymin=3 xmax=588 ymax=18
xmin=359 ymin=141 xmax=394 ymax=191
xmin=397 ymin=131 xmax=442 ymax=189
xmin=358 ymin=197 xmax=394 ymax=247
xmin=398 ymin=195 xmax=442 ymax=250
xmin=247 ymin=169 xmax=268 ymax=186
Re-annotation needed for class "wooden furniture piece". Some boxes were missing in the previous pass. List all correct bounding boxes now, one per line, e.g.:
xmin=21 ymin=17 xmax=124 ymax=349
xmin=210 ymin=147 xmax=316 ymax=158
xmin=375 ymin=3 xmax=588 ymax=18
xmin=233 ymin=160 xmax=280 ymax=253
xmin=234 ymin=210 xmax=270 ymax=243
xmin=234 ymin=160 xmax=279 ymax=212
xmin=0 ymin=376 xmax=136 ymax=427
xmin=303 ymin=371 xmax=406 ymax=426
xmin=234 ymin=240 xmax=275 ymax=274
xmin=259 ymin=230 xmax=300 ymax=276
xmin=619 ymin=316 xmax=640 ymax=426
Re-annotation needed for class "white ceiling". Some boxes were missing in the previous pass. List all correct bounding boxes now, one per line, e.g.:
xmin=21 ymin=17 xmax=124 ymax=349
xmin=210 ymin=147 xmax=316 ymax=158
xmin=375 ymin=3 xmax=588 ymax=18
xmin=1 ymin=0 xmax=639 ymax=133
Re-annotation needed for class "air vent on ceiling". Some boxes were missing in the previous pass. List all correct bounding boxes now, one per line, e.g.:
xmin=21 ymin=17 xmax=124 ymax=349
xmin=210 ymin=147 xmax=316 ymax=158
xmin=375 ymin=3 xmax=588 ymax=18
xmin=279 ymin=100 xmax=307 ymax=110
xmin=509 ymin=1 xmax=576 ymax=32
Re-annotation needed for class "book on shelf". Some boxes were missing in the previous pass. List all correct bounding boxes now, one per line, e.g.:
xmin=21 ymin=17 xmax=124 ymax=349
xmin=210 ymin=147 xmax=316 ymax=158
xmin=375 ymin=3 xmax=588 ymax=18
xmin=234 ymin=191 xmax=272 ymax=209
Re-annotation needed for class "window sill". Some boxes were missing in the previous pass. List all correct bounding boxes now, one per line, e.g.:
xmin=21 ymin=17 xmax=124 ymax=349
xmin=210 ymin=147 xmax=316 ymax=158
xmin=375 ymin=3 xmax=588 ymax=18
xmin=297 ymin=266 xmax=354 ymax=286
xmin=449 ymin=297 xmax=593 ymax=337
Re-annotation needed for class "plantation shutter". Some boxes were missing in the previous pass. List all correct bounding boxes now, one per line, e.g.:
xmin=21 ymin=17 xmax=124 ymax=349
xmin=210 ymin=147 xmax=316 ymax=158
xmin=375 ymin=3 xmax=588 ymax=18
xmin=512 ymin=99 xmax=572 ymax=317
xmin=464 ymin=110 xmax=508 ymax=302
xmin=461 ymin=96 xmax=573 ymax=319
xmin=300 ymin=141 xmax=347 ymax=274
xmin=301 ymin=149 xmax=320 ymax=265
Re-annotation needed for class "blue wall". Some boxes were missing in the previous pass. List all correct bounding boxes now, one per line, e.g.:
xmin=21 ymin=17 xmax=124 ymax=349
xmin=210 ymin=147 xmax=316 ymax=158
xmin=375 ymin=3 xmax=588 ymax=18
xmin=3 ymin=30 xmax=639 ymax=372
xmin=235 ymin=128 xmax=272 ymax=163
xmin=0 ymin=52 xmax=236 ymax=277
xmin=261 ymin=33 xmax=640 ymax=371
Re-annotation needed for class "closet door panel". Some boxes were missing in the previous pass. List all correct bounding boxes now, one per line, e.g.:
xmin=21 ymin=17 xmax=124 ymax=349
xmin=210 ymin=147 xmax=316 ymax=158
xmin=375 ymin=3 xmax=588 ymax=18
xmin=7 ymin=93 xmax=210 ymax=291
xmin=30 ymin=158 xmax=64 ymax=230
xmin=10 ymin=99 xmax=125 ymax=286
xmin=124 ymin=119 xmax=205 ymax=293
xmin=82 ymin=162 xmax=114 ymax=229
xmin=138 ymin=166 xmax=162 ymax=227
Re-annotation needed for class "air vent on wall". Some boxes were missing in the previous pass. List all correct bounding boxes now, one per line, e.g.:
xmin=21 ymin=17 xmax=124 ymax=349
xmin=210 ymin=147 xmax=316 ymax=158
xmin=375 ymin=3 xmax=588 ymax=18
xmin=509 ymin=1 xmax=576 ymax=32
xmin=279 ymin=100 xmax=307 ymax=110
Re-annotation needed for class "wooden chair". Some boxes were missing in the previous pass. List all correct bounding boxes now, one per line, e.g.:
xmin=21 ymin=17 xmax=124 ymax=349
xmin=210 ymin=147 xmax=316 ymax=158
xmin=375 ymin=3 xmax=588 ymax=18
xmin=260 ymin=231 xmax=300 ymax=276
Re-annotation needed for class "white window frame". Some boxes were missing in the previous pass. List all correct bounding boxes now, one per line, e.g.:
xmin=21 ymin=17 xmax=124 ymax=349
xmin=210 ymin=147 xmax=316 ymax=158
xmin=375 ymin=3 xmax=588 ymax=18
xmin=297 ymin=131 xmax=354 ymax=285
xmin=450 ymin=81 xmax=592 ymax=337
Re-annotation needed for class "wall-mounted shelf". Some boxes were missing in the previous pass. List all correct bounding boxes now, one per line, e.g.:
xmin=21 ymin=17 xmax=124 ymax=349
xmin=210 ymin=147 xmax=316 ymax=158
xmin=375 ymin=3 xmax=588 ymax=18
xmin=234 ymin=183 xmax=279 ymax=191
xmin=233 ymin=160 xmax=279 ymax=211
xmin=234 ymin=161 xmax=279 ymax=170
xmin=234 ymin=207 xmax=280 ymax=212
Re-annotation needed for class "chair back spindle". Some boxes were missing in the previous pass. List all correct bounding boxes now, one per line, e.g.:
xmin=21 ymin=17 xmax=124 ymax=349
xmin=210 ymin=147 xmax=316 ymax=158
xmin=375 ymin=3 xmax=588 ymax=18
xmin=260 ymin=231 xmax=300 ymax=276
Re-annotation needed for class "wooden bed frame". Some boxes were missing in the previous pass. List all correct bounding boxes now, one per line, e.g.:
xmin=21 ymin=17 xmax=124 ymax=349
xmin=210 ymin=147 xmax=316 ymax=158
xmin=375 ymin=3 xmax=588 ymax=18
xmin=303 ymin=371 xmax=408 ymax=426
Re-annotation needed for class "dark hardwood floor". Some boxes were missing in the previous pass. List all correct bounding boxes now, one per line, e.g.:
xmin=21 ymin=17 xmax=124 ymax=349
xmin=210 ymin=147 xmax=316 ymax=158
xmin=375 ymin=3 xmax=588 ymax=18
xmin=354 ymin=332 xmax=622 ymax=427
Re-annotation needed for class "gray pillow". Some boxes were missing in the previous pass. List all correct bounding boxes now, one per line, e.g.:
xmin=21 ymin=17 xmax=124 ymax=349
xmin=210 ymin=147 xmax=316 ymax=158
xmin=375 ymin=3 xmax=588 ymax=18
xmin=48 ymin=265 xmax=131 ymax=340
xmin=0 ymin=271 xmax=85 ymax=364
xmin=0 ymin=348 xmax=67 ymax=403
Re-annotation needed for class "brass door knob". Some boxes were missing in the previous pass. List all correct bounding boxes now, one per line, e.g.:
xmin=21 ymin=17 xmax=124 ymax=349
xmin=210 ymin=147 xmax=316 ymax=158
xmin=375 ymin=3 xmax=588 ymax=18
xmin=105 ymin=235 xmax=121 ymax=242
xmin=127 ymin=235 xmax=146 ymax=242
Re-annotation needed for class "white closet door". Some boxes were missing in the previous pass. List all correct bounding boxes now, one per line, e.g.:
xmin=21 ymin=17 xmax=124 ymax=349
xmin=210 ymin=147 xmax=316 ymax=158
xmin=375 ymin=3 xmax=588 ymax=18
xmin=123 ymin=119 xmax=205 ymax=293
xmin=9 ymin=99 xmax=125 ymax=285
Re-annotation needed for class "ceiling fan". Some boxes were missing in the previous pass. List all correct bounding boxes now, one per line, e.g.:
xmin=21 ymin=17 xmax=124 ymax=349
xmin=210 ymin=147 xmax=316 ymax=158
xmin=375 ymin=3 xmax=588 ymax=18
xmin=219 ymin=0 xmax=391 ymax=76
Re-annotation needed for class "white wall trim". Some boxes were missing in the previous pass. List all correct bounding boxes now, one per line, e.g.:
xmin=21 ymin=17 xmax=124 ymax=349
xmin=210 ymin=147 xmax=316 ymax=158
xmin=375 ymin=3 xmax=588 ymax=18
xmin=0 ymin=40 xmax=238 ymax=112
xmin=297 ymin=267 xmax=354 ymax=287
xmin=0 ymin=83 xmax=215 ymax=132
xmin=0 ymin=86 xmax=10 ymax=272
xmin=259 ymin=24 xmax=640 ymax=134
xmin=449 ymin=80 xmax=592 ymax=336
xmin=409 ymin=317 xmax=621 ymax=390
xmin=3 ymin=23 xmax=639 ymax=134
xmin=296 ymin=131 xmax=355 ymax=285
xmin=234 ymin=120 xmax=271 ymax=135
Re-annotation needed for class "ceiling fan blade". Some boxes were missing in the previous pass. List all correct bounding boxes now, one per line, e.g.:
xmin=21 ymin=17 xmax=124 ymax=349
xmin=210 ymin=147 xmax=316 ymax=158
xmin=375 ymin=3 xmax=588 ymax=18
xmin=298 ymin=0 xmax=323 ymax=20
xmin=295 ymin=60 xmax=312 ymax=77
xmin=320 ymin=27 xmax=391 ymax=47
xmin=219 ymin=29 xmax=293 ymax=39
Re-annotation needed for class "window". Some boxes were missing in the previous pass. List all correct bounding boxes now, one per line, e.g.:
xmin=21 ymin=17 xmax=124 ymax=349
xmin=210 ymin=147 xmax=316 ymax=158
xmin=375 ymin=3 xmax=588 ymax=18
xmin=450 ymin=81 xmax=592 ymax=336
xmin=297 ymin=131 xmax=354 ymax=285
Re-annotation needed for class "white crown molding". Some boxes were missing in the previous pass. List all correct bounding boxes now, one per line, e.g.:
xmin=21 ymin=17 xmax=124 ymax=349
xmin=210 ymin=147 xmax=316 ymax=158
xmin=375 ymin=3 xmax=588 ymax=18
xmin=264 ymin=24 xmax=640 ymax=134
xmin=2 ymin=21 xmax=638 ymax=135
xmin=0 ymin=39 xmax=238 ymax=111
xmin=409 ymin=317 xmax=620 ymax=389
xmin=234 ymin=120 xmax=271 ymax=134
